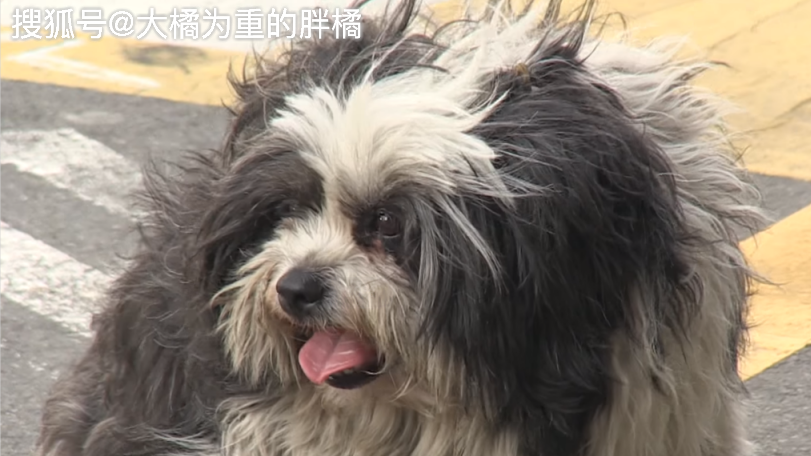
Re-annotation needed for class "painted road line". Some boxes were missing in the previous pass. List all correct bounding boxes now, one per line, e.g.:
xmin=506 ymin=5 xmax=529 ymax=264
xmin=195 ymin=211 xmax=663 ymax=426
xmin=0 ymin=221 xmax=109 ymax=338
xmin=6 ymin=38 xmax=161 ymax=89
xmin=1 ymin=28 xmax=245 ymax=106
xmin=0 ymin=128 xmax=142 ymax=218
xmin=613 ymin=0 xmax=811 ymax=182
xmin=607 ymin=0 xmax=806 ymax=50
xmin=739 ymin=203 xmax=811 ymax=380
xmin=696 ymin=1 xmax=811 ymax=183
xmin=0 ymin=0 xmax=368 ymax=106
xmin=0 ymin=340 xmax=64 ymax=381
xmin=741 ymin=102 xmax=811 ymax=184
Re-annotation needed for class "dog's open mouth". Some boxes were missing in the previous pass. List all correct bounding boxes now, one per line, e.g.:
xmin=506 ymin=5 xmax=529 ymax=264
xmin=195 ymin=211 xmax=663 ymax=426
xmin=296 ymin=328 xmax=382 ymax=390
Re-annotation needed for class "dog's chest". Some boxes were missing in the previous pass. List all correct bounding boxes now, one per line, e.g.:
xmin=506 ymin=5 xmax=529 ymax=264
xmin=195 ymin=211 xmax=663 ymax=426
xmin=220 ymin=397 xmax=519 ymax=456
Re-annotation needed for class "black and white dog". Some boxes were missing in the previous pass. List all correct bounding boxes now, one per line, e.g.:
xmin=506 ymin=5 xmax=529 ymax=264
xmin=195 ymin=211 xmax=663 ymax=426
xmin=36 ymin=1 xmax=765 ymax=455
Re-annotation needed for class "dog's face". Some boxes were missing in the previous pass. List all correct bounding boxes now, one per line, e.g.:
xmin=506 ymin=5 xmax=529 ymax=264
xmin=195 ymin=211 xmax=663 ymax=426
xmin=208 ymin=79 xmax=511 ymax=408
xmin=194 ymin=1 xmax=691 ymax=420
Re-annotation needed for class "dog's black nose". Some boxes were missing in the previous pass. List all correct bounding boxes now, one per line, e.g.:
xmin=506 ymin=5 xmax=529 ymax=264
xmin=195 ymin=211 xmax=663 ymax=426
xmin=276 ymin=268 xmax=326 ymax=318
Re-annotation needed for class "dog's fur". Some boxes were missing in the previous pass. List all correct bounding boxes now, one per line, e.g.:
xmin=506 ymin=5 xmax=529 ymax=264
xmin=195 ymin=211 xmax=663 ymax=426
xmin=35 ymin=1 xmax=766 ymax=455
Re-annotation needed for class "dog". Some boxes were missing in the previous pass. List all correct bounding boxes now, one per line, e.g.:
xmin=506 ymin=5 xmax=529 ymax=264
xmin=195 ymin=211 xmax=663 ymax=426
xmin=35 ymin=1 xmax=766 ymax=455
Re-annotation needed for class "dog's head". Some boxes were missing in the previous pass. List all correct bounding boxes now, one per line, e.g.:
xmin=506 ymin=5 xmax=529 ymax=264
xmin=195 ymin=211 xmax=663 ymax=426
xmin=194 ymin=0 xmax=691 ymax=421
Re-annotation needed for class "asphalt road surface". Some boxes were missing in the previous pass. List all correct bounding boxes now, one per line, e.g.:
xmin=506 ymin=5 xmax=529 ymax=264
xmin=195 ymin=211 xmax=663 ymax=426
xmin=2 ymin=76 xmax=811 ymax=455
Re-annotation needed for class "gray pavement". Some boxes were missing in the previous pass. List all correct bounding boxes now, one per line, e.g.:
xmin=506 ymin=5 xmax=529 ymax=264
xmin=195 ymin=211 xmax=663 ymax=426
xmin=1 ymin=79 xmax=810 ymax=455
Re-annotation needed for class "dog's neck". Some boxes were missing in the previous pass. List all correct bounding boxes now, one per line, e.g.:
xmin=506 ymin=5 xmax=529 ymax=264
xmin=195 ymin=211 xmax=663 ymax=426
xmin=218 ymin=387 xmax=520 ymax=456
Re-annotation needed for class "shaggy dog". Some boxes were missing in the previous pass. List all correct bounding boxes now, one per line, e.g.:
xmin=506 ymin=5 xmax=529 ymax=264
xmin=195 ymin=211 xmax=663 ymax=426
xmin=35 ymin=1 xmax=766 ymax=455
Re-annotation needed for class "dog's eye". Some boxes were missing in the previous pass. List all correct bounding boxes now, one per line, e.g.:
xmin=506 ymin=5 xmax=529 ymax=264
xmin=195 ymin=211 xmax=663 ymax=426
xmin=375 ymin=210 xmax=401 ymax=238
xmin=278 ymin=200 xmax=300 ymax=216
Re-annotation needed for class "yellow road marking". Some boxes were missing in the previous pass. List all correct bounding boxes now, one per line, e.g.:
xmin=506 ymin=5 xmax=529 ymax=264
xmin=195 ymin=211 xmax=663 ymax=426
xmin=1 ymin=28 xmax=244 ymax=106
xmin=618 ymin=0 xmax=811 ymax=182
xmin=697 ymin=2 xmax=811 ymax=182
xmin=740 ymin=204 xmax=811 ymax=379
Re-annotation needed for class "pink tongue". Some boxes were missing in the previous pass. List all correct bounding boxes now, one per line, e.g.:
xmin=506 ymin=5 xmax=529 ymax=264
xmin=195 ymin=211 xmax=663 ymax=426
xmin=298 ymin=329 xmax=378 ymax=384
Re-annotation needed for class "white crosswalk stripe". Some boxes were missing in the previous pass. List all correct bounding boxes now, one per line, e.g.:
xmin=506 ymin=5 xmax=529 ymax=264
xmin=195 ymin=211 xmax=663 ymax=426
xmin=1 ymin=128 xmax=129 ymax=338
xmin=0 ymin=221 xmax=110 ymax=339
xmin=1 ymin=128 xmax=143 ymax=218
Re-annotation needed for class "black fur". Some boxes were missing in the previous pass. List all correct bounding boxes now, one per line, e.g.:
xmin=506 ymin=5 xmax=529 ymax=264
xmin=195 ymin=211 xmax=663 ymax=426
xmin=424 ymin=42 xmax=697 ymax=456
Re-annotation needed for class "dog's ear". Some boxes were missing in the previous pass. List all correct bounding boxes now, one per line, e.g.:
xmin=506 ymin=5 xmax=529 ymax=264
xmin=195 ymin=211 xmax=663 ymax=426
xmin=190 ymin=152 xmax=292 ymax=294
xmin=191 ymin=146 xmax=324 ymax=296
xmin=191 ymin=56 xmax=296 ymax=294
xmin=191 ymin=161 xmax=280 ymax=294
